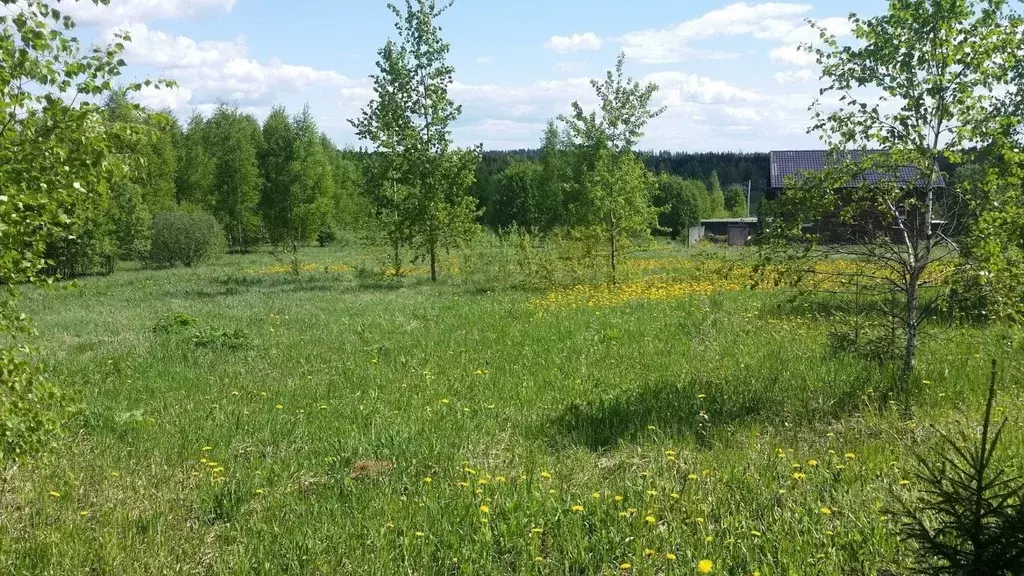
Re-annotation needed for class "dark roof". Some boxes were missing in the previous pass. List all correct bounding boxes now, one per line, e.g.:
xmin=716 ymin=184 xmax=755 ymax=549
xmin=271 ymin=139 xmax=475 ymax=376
xmin=770 ymin=150 xmax=945 ymax=189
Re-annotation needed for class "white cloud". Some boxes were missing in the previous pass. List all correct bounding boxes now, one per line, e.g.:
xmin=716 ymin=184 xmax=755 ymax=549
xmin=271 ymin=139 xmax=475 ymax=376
xmin=617 ymin=2 xmax=813 ymax=63
xmin=645 ymin=72 xmax=761 ymax=105
xmin=770 ymin=45 xmax=816 ymax=66
xmin=65 ymin=0 xmax=235 ymax=26
xmin=773 ymin=69 xmax=813 ymax=84
xmin=545 ymin=32 xmax=603 ymax=53
xmin=112 ymin=24 xmax=349 ymax=105
xmin=136 ymin=84 xmax=193 ymax=110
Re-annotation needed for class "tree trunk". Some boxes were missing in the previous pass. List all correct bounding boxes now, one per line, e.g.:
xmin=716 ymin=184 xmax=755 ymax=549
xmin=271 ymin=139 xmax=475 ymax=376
xmin=392 ymin=236 xmax=401 ymax=277
xmin=609 ymin=233 xmax=617 ymax=285
xmin=429 ymin=243 xmax=437 ymax=282
xmin=901 ymin=276 xmax=919 ymax=395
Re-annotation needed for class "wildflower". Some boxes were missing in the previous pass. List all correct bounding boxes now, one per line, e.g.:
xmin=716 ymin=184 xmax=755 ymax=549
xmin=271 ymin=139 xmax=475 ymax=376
xmin=698 ymin=559 xmax=714 ymax=573
xmin=646 ymin=489 xmax=658 ymax=496
xmin=614 ymin=495 xmax=624 ymax=502
xmin=899 ymin=479 xmax=911 ymax=486
xmin=79 ymin=510 xmax=90 ymax=517
xmin=495 ymin=476 xmax=506 ymax=483
xmin=705 ymin=536 xmax=714 ymax=543
xmin=644 ymin=548 xmax=656 ymax=558
xmin=645 ymin=515 xmax=657 ymax=524
xmin=415 ymin=532 xmax=425 ymax=537
xmin=479 ymin=505 xmax=489 ymax=513
xmin=807 ymin=459 xmax=819 ymax=467
xmin=456 ymin=482 xmax=468 ymax=488
xmin=792 ymin=472 xmax=806 ymax=481
xmin=47 ymin=491 xmax=61 ymax=499
xmin=534 ymin=557 xmax=545 ymax=563
xmin=275 ymin=404 xmax=283 ymax=410
xmin=540 ymin=471 xmax=552 ymax=479
xmin=619 ymin=512 xmax=628 ymax=517
xmin=665 ymin=552 xmax=677 ymax=561
xmin=820 ymin=507 xmax=832 ymax=515
xmin=620 ymin=563 xmax=632 ymax=570
xmin=572 ymin=505 xmax=585 ymax=513
xmin=592 ymin=492 xmax=601 ymax=499
xmin=424 ymin=477 xmax=433 ymax=483
xmin=665 ymin=450 xmax=677 ymax=457
xmin=696 ymin=394 xmax=706 ymax=399
xmin=440 ymin=398 xmax=450 ymax=404
xmin=844 ymin=453 xmax=856 ymax=460
xmin=695 ymin=517 xmax=705 ymax=524
xmin=688 ymin=473 xmax=699 ymax=481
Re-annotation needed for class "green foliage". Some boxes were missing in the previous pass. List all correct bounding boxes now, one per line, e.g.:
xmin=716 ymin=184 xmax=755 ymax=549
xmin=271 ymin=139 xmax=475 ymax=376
xmin=654 ymin=174 xmax=703 ymax=239
xmin=207 ymin=105 xmax=264 ymax=251
xmin=352 ymin=0 xmax=481 ymax=281
xmin=487 ymin=160 xmax=543 ymax=231
xmin=559 ymin=52 xmax=664 ymax=282
xmin=152 ymin=312 xmax=199 ymax=334
xmin=259 ymin=105 xmax=297 ymax=244
xmin=760 ymin=0 xmax=1024 ymax=390
xmin=724 ymin=184 xmax=748 ymax=218
xmin=288 ymin=105 xmax=335 ymax=244
xmin=149 ymin=210 xmax=225 ymax=268
xmin=706 ymin=171 xmax=726 ymax=218
xmin=898 ymin=361 xmax=1024 ymax=575
xmin=109 ymin=180 xmax=152 ymax=260
xmin=0 ymin=344 xmax=64 ymax=465
xmin=176 ymin=112 xmax=215 ymax=208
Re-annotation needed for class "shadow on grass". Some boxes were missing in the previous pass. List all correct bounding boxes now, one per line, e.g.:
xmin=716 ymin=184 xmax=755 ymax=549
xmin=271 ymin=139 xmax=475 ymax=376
xmin=548 ymin=373 xmax=869 ymax=451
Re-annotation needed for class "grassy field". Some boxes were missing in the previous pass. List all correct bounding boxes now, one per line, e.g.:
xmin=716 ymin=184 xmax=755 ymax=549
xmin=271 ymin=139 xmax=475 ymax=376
xmin=2 ymin=242 xmax=1022 ymax=575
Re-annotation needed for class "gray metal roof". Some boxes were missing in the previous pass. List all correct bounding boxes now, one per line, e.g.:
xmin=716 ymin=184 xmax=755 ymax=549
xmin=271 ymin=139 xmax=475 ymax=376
xmin=770 ymin=150 xmax=945 ymax=189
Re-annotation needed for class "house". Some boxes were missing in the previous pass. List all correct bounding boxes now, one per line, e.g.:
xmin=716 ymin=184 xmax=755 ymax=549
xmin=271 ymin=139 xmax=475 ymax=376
xmin=767 ymin=149 xmax=945 ymax=200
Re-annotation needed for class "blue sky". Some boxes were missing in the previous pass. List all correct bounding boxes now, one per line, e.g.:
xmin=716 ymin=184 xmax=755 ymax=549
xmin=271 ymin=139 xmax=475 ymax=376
xmin=62 ymin=0 xmax=889 ymax=151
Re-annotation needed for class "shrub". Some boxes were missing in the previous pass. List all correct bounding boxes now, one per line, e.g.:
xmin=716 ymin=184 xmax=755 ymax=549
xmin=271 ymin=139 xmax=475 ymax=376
xmin=0 ymin=346 xmax=64 ymax=464
xmin=149 ymin=210 xmax=225 ymax=268
xmin=316 ymin=226 xmax=338 ymax=247
xmin=44 ymin=211 xmax=117 ymax=279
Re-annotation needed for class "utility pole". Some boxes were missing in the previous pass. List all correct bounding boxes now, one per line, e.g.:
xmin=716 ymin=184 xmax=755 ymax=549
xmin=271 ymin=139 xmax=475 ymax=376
xmin=746 ymin=181 xmax=752 ymax=218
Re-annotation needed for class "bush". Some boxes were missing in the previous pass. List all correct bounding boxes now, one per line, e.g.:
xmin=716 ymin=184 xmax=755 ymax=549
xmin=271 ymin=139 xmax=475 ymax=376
xmin=149 ymin=210 xmax=225 ymax=268
xmin=0 ymin=346 xmax=64 ymax=464
xmin=316 ymin=226 xmax=338 ymax=247
xmin=44 ymin=211 xmax=117 ymax=279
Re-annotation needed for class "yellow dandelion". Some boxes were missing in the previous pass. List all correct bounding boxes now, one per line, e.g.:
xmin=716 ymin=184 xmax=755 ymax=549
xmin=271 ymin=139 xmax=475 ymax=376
xmin=820 ymin=507 xmax=832 ymax=515
xmin=424 ymin=477 xmax=433 ymax=483
xmin=645 ymin=515 xmax=657 ymax=524
xmin=808 ymin=459 xmax=819 ymax=467
xmin=696 ymin=394 xmax=706 ymax=399
xmin=440 ymin=398 xmax=450 ymax=404
xmin=620 ymin=563 xmax=632 ymax=570
xmin=79 ymin=510 xmax=90 ymax=517
xmin=415 ymin=531 xmax=425 ymax=537
xmin=665 ymin=552 xmax=677 ymax=561
xmin=572 ymin=505 xmax=585 ymax=513
xmin=592 ymin=492 xmax=601 ymax=499
xmin=47 ymin=491 xmax=61 ymax=499
xmin=540 ymin=471 xmax=552 ymax=479
xmin=479 ymin=505 xmax=490 ymax=514
xmin=535 ymin=557 xmax=545 ymax=563
xmin=845 ymin=453 xmax=856 ymax=460
xmin=614 ymin=495 xmax=624 ymax=502
xmin=899 ymin=479 xmax=911 ymax=486
xmin=688 ymin=473 xmax=699 ymax=481
xmin=698 ymin=559 xmax=714 ymax=573
xmin=792 ymin=472 xmax=806 ymax=481
xmin=644 ymin=548 xmax=656 ymax=558
xmin=275 ymin=404 xmax=283 ymax=410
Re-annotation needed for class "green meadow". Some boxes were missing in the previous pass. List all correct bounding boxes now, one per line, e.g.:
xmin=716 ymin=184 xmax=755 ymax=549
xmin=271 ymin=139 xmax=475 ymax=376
xmin=2 ymin=243 xmax=1021 ymax=575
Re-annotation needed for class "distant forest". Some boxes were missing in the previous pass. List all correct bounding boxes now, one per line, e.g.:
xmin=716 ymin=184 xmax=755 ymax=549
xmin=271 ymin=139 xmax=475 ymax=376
xmin=469 ymin=150 xmax=771 ymax=227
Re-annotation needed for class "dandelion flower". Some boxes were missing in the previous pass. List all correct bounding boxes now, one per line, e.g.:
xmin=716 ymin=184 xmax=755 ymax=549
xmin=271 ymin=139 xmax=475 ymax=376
xmin=592 ymin=492 xmax=601 ymax=499
xmin=534 ymin=557 xmax=545 ymax=563
xmin=645 ymin=515 xmax=657 ymax=524
xmin=47 ymin=491 xmax=61 ymax=499
xmin=619 ymin=563 xmax=632 ymax=570
xmin=696 ymin=394 xmax=706 ymax=399
xmin=415 ymin=531 xmax=425 ymax=537
xmin=540 ymin=471 xmax=552 ymax=479
xmin=479 ymin=505 xmax=489 ymax=513
xmin=275 ymin=404 xmax=283 ymax=410
xmin=820 ymin=507 xmax=832 ymax=515
xmin=844 ymin=453 xmax=856 ymax=460
xmin=808 ymin=459 xmax=819 ymax=467
xmin=572 ymin=505 xmax=585 ymax=512
xmin=644 ymin=548 xmax=656 ymax=558
xmin=792 ymin=472 xmax=806 ymax=481
xmin=688 ymin=473 xmax=699 ymax=481
xmin=614 ymin=495 xmax=624 ymax=502
xmin=424 ymin=477 xmax=433 ymax=483
xmin=79 ymin=510 xmax=90 ymax=517
xmin=665 ymin=552 xmax=677 ymax=561
xmin=899 ymin=479 xmax=911 ymax=486
xmin=698 ymin=559 xmax=714 ymax=573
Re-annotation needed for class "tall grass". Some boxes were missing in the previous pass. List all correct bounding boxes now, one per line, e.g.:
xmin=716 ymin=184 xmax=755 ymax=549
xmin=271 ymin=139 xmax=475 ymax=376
xmin=2 ymin=241 xmax=1021 ymax=574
